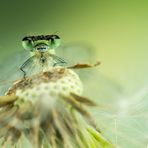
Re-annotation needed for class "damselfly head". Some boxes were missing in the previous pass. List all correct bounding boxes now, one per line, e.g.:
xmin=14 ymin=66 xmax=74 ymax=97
xmin=22 ymin=35 xmax=61 ymax=52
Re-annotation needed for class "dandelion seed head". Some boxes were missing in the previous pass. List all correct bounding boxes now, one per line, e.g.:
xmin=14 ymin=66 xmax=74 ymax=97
xmin=7 ymin=68 xmax=83 ymax=109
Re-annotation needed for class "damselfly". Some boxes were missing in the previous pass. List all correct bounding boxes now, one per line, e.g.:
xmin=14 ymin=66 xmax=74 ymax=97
xmin=0 ymin=35 xmax=95 ymax=95
xmin=20 ymin=35 xmax=66 ymax=78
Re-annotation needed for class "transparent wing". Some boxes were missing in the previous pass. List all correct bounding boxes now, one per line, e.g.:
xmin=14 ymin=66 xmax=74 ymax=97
xmin=56 ymin=42 xmax=97 ymax=65
xmin=0 ymin=50 xmax=30 ymax=80
xmin=0 ymin=50 xmax=31 ymax=95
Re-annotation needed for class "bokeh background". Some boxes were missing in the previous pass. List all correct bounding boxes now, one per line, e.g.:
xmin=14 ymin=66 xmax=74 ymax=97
xmin=0 ymin=0 xmax=148 ymax=147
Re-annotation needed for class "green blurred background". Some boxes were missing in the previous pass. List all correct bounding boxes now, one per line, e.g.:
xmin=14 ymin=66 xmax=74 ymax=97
xmin=1 ymin=0 xmax=148 ymax=147
xmin=1 ymin=0 xmax=148 ymax=94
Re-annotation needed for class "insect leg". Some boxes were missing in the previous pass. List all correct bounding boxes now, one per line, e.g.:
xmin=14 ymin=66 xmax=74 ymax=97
xmin=20 ymin=56 xmax=35 ymax=78
xmin=51 ymin=54 xmax=67 ymax=67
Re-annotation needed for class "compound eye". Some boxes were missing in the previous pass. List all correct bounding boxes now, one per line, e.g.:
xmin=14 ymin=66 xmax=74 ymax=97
xmin=22 ymin=37 xmax=34 ymax=51
xmin=48 ymin=35 xmax=61 ymax=49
